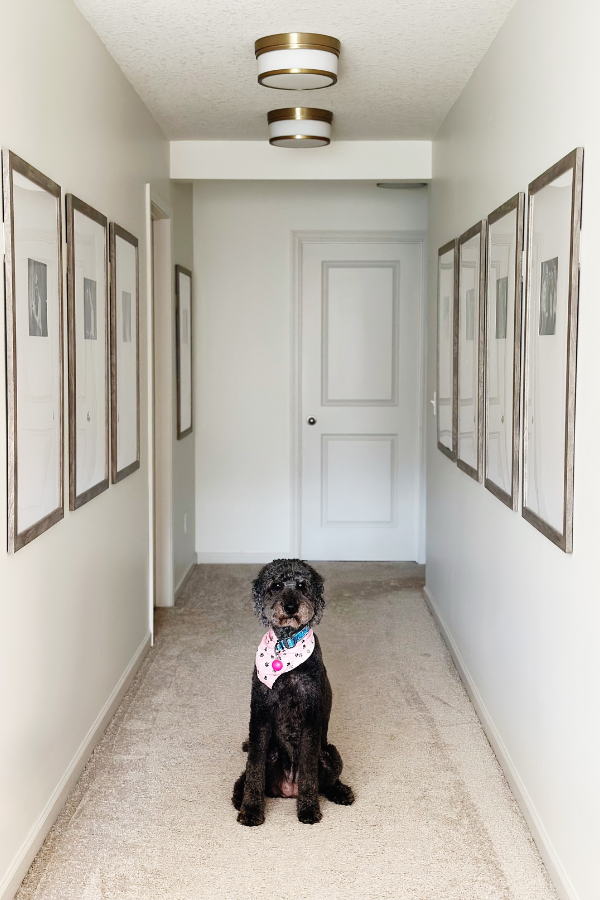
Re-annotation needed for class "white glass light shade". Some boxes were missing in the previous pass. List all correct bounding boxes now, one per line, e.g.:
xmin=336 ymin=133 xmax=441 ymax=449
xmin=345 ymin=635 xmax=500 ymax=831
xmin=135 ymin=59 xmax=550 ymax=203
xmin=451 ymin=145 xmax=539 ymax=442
xmin=255 ymin=33 xmax=340 ymax=91
xmin=267 ymin=108 xmax=333 ymax=148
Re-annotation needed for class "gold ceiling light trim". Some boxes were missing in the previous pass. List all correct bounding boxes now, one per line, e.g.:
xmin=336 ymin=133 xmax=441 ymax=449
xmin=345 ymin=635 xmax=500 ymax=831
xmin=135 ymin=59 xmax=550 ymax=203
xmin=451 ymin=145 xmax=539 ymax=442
xmin=269 ymin=134 xmax=332 ymax=147
xmin=267 ymin=107 xmax=334 ymax=124
xmin=255 ymin=33 xmax=341 ymax=57
xmin=258 ymin=68 xmax=338 ymax=89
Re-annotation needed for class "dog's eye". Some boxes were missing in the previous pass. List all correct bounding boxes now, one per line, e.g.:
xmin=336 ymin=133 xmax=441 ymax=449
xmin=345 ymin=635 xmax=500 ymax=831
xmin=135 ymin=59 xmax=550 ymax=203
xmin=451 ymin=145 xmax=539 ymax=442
xmin=271 ymin=581 xmax=283 ymax=592
xmin=296 ymin=579 xmax=307 ymax=592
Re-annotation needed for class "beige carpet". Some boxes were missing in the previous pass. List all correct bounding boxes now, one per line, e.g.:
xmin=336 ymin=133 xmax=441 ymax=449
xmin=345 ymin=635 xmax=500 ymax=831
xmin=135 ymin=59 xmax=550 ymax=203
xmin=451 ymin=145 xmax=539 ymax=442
xmin=16 ymin=563 xmax=558 ymax=900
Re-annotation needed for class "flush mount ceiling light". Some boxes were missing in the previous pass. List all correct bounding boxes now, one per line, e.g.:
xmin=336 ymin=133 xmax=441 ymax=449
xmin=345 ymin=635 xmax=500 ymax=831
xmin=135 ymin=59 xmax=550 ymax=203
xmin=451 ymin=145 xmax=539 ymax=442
xmin=255 ymin=33 xmax=341 ymax=90
xmin=267 ymin=108 xmax=333 ymax=148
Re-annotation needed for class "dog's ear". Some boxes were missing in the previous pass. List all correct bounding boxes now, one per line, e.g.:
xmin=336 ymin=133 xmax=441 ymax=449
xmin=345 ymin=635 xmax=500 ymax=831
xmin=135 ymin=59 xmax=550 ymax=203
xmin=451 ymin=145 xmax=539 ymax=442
xmin=304 ymin=562 xmax=325 ymax=626
xmin=252 ymin=564 xmax=272 ymax=626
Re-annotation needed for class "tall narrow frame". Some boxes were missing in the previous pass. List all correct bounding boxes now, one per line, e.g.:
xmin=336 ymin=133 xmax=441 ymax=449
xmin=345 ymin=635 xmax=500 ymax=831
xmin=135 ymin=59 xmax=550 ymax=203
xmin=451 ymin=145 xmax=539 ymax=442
xmin=175 ymin=264 xmax=193 ymax=439
xmin=457 ymin=220 xmax=487 ymax=482
xmin=522 ymin=148 xmax=584 ymax=552
xmin=66 ymin=194 xmax=110 ymax=509
xmin=2 ymin=150 xmax=64 ymax=552
xmin=109 ymin=222 xmax=140 ymax=483
xmin=437 ymin=239 xmax=459 ymax=460
xmin=484 ymin=193 xmax=525 ymax=510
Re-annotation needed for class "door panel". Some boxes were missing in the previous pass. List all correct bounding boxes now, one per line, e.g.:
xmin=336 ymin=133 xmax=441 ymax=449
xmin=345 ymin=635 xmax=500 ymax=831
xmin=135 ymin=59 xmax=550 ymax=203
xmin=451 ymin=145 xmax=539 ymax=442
xmin=324 ymin=263 xmax=397 ymax=404
xmin=323 ymin=434 xmax=396 ymax=524
xmin=300 ymin=237 xmax=423 ymax=561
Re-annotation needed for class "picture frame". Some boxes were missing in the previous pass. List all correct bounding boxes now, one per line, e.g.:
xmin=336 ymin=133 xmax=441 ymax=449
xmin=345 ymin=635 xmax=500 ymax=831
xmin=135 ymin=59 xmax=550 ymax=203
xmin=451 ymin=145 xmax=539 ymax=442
xmin=175 ymin=265 xmax=193 ymax=439
xmin=66 ymin=195 xmax=109 ymax=509
xmin=484 ymin=193 xmax=525 ymax=510
xmin=457 ymin=220 xmax=487 ymax=482
xmin=437 ymin=239 xmax=458 ymax=460
xmin=109 ymin=223 xmax=140 ymax=483
xmin=522 ymin=148 xmax=584 ymax=552
xmin=2 ymin=150 xmax=64 ymax=552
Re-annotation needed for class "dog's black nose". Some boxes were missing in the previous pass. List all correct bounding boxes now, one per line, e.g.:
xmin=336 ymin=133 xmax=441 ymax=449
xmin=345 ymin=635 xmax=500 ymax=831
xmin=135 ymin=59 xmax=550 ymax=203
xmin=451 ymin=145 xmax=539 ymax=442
xmin=283 ymin=597 xmax=298 ymax=615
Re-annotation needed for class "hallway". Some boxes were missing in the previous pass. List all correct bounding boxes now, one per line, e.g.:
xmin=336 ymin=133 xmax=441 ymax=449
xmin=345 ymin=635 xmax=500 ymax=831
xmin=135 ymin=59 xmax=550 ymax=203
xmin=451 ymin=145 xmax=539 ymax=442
xmin=17 ymin=565 xmax=556 ymax=900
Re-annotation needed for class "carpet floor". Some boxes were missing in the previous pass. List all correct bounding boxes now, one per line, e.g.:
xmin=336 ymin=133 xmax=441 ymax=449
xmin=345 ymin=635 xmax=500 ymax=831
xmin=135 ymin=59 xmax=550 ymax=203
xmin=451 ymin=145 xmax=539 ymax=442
xmin=16 ymin=563 xmax=558 ymax=900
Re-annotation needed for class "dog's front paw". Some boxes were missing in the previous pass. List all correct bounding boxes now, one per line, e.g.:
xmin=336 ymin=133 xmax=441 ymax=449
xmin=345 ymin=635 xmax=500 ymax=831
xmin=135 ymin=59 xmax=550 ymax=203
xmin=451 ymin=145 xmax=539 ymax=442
xmin=237 ymin=806 xmax=265 ymax=827
xmin=298 ymin=804 xmax=322 ymax=825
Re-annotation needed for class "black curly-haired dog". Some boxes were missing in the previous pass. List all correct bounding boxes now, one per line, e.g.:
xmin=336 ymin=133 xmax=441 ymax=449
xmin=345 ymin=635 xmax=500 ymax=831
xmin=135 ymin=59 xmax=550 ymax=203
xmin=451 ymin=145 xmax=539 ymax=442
xmin=232 ymin=559 xmax=354 ymax=826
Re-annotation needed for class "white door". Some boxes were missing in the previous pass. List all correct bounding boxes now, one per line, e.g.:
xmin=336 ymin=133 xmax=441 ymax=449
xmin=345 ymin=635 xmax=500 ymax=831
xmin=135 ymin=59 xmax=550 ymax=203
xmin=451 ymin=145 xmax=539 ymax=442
xmin=299 ymin=235 xmax=424 ymax=561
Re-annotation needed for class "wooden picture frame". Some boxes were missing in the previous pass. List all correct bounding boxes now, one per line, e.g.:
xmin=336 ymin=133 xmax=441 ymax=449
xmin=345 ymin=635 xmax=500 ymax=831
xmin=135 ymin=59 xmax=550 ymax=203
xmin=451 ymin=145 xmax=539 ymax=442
xmin=484 ymin=192 xmax=525 ymax=510
xmin=109 ymin=222 xmax=140 ymax=483
xmin=457 ymin=220 xmax=487 ymax=482
xmin=522 ymin=148 xmax=584 ymax=552
xmin=437 ymin=239 xmax=459 ymax=460
xmin=2 ymin=150 xmax=64 ymax=552
xmin=66 ymin=194 xmax=109 ymax=509
xmin=175 ymin=264 xmax=193 ymax=439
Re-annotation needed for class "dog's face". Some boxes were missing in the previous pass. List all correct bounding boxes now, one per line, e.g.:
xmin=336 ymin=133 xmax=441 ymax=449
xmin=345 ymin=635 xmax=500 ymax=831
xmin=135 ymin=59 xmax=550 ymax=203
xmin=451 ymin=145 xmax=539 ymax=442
xmin=252 ymin=559 xmax=325 ymax=632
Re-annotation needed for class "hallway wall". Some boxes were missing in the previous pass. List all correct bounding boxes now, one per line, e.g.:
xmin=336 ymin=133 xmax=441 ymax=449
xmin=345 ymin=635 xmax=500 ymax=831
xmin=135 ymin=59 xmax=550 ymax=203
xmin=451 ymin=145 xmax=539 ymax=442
xmin=171 ymin=182 xmax=196 ymax=593
xmin=192 ymin=180 xmax=427 ymax=561
xmin=426 ymin=1 xmax=600 ymax=898
xmin=0 ymin=0 xmax=169 ymax=896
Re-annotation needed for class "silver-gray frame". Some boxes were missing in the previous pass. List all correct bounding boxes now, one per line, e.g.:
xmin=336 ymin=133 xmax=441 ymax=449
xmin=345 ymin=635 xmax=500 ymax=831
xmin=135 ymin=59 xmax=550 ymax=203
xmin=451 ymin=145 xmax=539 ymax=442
xmin=457 ymin=220 xmax=487 ymax=482
xmin=109 ymin=222 xmax=140 ymax=484
xmin=2 ymin=150 xmax=64 ymax=552
xmin=484 ymin=193 xmax=525 ymax=510
xmin=66 ymin=194 xmax=110 ymax=510
xmin=436 ymin=238 xmax=458 ymax=461
xmin=522 ymin=147 xmax=584 ymax=553
xmin=175 ymin=263 xmax=193 ymax=440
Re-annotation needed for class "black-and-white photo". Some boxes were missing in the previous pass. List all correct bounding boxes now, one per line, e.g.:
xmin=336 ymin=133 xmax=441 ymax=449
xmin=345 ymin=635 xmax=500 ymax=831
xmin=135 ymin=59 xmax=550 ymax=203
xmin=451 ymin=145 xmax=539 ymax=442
xmin=465 ymin=288 xmax=474 ymax=340
xmin=539 ymin=257 xmax=558 ymax=336
xmin=84 ymin=277 xmax=97 ymax=340
xmin=122 ymin=290 xmax=132 ymax=342
xmin=496 ymin=276 xmax=508 ymax=339
xmin=28 ymin=258 xmax=48 ymax=337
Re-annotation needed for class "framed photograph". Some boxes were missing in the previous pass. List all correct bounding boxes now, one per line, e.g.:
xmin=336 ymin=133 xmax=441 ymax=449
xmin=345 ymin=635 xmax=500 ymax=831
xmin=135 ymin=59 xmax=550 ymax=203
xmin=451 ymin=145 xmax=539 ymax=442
xmin=522 ymin=148 xmax=584 ymax=552
xmin=66 ymin=195 xmax=109 ymax=509
xmin=109 ymin=223 xmax=140 ymax=483
xmin=458 ymin=220 xmax=487 ymax=481
xmin=437 ymin=239 xmax=458 ymax=460
xmin=484 ymin=193 xmax=525 ymax=509
xmin=175 ymin=265 xmax=193 ymax=439
xmin=2 ymin=151 xmax=63 ymax=552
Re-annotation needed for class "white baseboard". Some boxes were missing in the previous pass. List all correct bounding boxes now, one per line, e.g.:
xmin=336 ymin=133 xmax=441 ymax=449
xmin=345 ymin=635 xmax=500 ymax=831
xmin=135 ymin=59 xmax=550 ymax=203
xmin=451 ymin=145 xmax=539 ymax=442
xmin=174 ymin=560 xmax=195 ymax=600
xmin=422 ymin=586 xmax=578 ymax=900
xmin=196 ymin=552 xmax=285 ymax=564
xmin=1 ymin=631 xmax=151 ymax=900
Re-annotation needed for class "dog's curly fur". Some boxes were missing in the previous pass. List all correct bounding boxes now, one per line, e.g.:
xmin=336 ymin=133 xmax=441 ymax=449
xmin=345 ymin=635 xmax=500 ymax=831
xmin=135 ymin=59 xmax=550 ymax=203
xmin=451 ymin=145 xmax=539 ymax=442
xmin=233 ymin=559 xmax=354 ymax=826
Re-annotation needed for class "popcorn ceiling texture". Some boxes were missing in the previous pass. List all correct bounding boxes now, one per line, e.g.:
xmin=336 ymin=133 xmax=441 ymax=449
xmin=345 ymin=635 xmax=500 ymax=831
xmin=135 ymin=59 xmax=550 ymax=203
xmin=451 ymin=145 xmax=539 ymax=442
xmin=16 ymin=563 xmax=557 ymax=900
xmin=73 ymin=0 xmax=516 ymax=140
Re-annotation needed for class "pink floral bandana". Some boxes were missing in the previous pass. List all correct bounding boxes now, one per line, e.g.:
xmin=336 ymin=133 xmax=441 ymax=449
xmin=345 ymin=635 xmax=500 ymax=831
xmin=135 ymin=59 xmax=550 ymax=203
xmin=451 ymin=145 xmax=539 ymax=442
xmin=255 ymin=628 xmax=315 ymax=689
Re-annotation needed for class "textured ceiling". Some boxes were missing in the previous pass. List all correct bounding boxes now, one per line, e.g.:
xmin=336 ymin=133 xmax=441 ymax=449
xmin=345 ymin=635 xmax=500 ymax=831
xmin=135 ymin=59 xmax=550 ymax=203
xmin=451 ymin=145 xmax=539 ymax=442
xmin=74 ymin=0 xmax=516 ymax=140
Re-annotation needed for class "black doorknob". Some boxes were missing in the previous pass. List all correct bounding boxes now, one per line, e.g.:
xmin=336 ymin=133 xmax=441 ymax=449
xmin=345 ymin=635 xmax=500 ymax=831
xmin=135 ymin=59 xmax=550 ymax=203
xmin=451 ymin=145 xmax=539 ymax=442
xmin=307 ymin=417 xmax=317 ymax=425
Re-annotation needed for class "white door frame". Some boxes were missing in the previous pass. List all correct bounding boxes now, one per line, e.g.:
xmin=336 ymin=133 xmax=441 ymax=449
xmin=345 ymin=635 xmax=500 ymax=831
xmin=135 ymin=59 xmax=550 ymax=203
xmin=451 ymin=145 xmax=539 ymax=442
xmin=290 ymin=230 xmax=428 ymax=563
xmin=145 ymin=185 xmax=175 ymax=633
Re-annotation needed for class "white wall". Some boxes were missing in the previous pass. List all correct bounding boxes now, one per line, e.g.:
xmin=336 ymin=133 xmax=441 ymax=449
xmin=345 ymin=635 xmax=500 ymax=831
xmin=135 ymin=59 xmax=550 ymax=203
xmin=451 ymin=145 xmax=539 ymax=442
xmin=172 ymin=140 xmax=431 ymax=180
xmin=0 ymin=0 xmax=169 ymax=896
xmin=193 ymin=180 xmax=427 ymax=561
xmin=426 ymin=1 xmax=600 ymax=899
xmin=171 ymin=182 xmax=196 ymax=590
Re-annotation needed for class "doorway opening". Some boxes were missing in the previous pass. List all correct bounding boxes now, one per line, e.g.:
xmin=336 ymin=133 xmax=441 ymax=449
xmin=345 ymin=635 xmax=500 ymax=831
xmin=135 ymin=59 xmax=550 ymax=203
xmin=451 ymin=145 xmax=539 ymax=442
xmin=145 ymin=188 xmax=174 ymax=624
